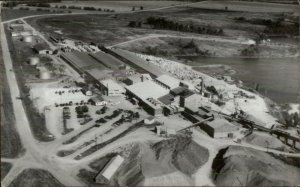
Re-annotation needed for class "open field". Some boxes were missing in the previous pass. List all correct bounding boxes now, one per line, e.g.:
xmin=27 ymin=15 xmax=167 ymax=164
xmin=1 ymin=162 xmax=12 ymax=180
xmin=188 ymin=1 xmax=300 ymax=13
xmin=9 ymin=169 xmax=64 ymax=187
xmin=51 ymin=1 xmax=187 ymax=12
xmin=0 ymin=34 xmax=25 ymax=158
xmin=25 ymin=6 xmax=299 ymax=58
xmin=1 ymin=9 xmax=57 ymax=22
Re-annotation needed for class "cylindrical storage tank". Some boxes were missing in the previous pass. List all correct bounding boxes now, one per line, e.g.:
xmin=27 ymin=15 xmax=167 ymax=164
xmin=29 ymin=57 xmax=39 ymax=65
xmin=23 ymin=36 xmax=33 ymax=43
xmin=40 ymin=71 xmax=51 ymax=80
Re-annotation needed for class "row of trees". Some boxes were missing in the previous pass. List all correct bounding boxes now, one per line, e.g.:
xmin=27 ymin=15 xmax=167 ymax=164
xmin=140 ymin=17 xmax=224 ymax=35
xmin=240 ymin=44 xmax=259 ymax=56
xmin=54 ymin=5 xmax=115 ymax=12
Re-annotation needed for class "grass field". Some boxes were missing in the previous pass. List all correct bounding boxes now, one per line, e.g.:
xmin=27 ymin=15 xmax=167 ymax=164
xmin=51 ymin=1 xmax=186 ymax=12
xmin=9 ymin=169 xmax=64 ymax=187
xmin=1 ymin=9 xmax=57 ymax=22
xmin=26 ymin=7 xmax=280 ymax=46
xmin=0 ymin=34 xmax=25 ymax=158
xmin=188 ymin=1 xmax=299 ymax=13
xmin=1 ymin=162 xmax=12 ymax=180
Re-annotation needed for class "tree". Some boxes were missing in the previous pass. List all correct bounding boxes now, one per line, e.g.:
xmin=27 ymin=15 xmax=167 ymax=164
xmin=128 ymin=21 xmax=136 ymax=27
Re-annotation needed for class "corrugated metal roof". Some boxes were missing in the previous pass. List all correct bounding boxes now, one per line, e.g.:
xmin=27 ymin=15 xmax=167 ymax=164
xmin=112 ymin=49 xmax=165 ymax=77
xmin=90 ymin=52 xmax=125 ymax=70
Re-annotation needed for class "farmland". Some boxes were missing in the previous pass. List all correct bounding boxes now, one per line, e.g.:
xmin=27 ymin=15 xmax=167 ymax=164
xmin=51 ymin=1 xmax=187 ymax=12
xmin=26 ymin=6 xmax=299 ymax=58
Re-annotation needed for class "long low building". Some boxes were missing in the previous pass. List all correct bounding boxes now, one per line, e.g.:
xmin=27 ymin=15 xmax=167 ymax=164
xmin=60 ymin=51 xmax=106 ymax=74
xmin=109 ymin=48 xmax=165 ymax=78
xmin=89 ymin=51 xmax=126 ymax=70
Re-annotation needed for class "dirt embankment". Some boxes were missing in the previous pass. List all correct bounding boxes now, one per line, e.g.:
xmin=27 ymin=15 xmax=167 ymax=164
xmin=243 ymin=131 xmax=291 ymax=152
xmin=78 ymin=135 xmax=209 ymax=186
xmin=212 ymin=145 xmax=300 ymax=186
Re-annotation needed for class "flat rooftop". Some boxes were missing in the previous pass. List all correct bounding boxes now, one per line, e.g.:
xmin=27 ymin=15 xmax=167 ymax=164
xmin=126 ymin=80 xmax=169 ymax=100
xmin=111 ymin=49 xmax=165 ymax=78
xmin=61 ymin=51 xmax=106 ymax=70
xmin=156 ymin=75 xmax=180 ymax=89
xmin=85 ymin=68 xmax=113 ymax=81
xmin=207 ymin=118 xmax=239 ymax=132
xmin=100 ymin=79 xmax=124 ymax=91
xmin=90 ymin=52 xmax=125 ymax=70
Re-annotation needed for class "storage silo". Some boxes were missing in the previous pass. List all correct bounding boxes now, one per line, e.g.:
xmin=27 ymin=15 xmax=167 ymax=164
xmin=23 ymin=36 xmax=33 ymax=43
xmin=29 ymin=57 xmax=39 ymax=65
xmin=40 ymin=71 xmax=51 ymax=80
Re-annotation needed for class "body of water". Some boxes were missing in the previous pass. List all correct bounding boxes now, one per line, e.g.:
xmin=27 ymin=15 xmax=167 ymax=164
xmin=179 ymin=56 xmax=300 ymax=104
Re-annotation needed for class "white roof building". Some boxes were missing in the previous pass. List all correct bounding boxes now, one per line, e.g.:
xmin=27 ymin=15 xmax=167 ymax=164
xmin=100 ymin=79 xmax=125 ymax=96
xmin=126 ymin=80 xmax=169 ymax=100
xmin=155 ymin=75 xmax=180 ymax=90
xmin=95 ymin=155 xmax=124 ymax=184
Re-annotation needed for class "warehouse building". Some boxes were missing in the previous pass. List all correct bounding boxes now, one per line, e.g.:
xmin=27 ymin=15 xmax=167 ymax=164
xmin=99 ymin=79 xmax=125 ymax=96
xmin=89 ymin=51 xmax=126 ymax=70
xmin=95 ymin=155 xmax=124 ymax=184
xmin=200 ymin=117 xmax=239 ymax=138
xmin=124 ymin=73 xmax=152 ymax=85
xmin=110 ymin=48 xmax=165 ymax=78
xmin=125 ymin=80 xmax=169 ymax=116
xmin=155 ymin=75 xmax=180 ymax=90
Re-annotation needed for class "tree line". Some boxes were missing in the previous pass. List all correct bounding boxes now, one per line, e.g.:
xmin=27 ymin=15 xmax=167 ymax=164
xmin=128 ymin=17 xmax=224 ymax=36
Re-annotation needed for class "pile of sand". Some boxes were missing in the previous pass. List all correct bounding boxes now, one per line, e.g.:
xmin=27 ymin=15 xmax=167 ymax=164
xmin=212 ymin=146 xmax=300 ymax=186
xmin=243 ymin=131 xmax=290 ymax=151
xmin=82 ymin=135 xmax=210 ymax=186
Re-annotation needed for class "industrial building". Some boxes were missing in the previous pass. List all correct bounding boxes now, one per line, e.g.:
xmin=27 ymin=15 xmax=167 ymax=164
xmin=124 ymin=73 xmax=152 ymax=85
xmin=200 ymin=117 xmax=239 ymax=138
xmin=95 ymin=155 xmax=124 ymax=184
xmin=89 ymin=51 xmax=126 ymax=70
xmin=99 ymin=79 xmax=125 ymax=96
xmin=110 ymin=48 xmax=165 ymax=78
xmin=155 ymin=74 xmax=180 ymax=90
xmin=125 ymin=80 xmax=169 ymax=115
xmin=60 ymin=51 xmax=106 ymax=75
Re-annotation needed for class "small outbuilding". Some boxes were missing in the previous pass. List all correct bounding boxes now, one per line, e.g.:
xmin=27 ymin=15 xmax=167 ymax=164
xmin=89 ymin=96 xmax=107 ymax=106
xmin=144 ymin=116 xmax=156 ymax=125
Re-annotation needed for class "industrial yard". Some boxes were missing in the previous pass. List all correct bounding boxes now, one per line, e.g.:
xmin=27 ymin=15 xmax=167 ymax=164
xmin=1 ymin=0 xmax=300 ymax=187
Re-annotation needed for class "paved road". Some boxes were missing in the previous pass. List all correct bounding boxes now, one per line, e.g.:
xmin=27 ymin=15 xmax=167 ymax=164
xmin=1 ymin=1 xmax=300 ymax=186
xmin=0 ymin=17 xmax=83 ymax=186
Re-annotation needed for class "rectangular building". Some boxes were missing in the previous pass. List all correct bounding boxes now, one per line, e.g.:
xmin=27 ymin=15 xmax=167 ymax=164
xmin=99 ymin=79 xmax=125 ymax=96
xmin=95 ymin=155 xmax=124 ymax=184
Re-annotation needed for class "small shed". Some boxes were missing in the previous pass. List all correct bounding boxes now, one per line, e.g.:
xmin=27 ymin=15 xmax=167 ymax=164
xmin=89 ymin=96 xmax=106 ymax=106
xmin=144 ymin=116 xmax=156 ymax=125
